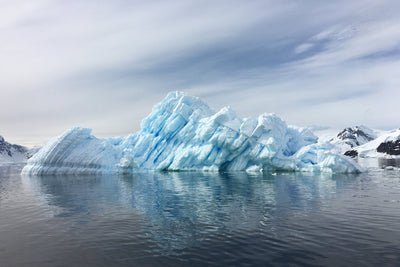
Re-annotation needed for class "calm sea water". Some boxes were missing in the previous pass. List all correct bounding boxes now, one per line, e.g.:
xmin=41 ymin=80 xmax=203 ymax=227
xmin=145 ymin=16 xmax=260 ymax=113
xmin=1 ymin=162 xmax=400 ymax=266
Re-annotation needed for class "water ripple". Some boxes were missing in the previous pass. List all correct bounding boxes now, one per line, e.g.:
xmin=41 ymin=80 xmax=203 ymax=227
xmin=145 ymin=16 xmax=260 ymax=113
xmin=1 ymin=165 xmax=400 ymax=266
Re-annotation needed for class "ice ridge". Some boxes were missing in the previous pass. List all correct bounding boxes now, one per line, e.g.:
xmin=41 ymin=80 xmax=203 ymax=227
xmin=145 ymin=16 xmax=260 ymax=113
xmin=22 ymin=92 xmax=364 ymax=175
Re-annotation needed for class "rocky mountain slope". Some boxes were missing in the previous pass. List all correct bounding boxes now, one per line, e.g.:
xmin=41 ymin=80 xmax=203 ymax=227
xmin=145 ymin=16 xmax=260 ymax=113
xmin=0 ymin=135 xmax=38 ymax=163
xmin=313 ymin=126 xmax=400 ymax=158
xmin=330 ymin=125 xmax=378 ymax=153
xmin=344 ymin=129 xmax=400 ymax=158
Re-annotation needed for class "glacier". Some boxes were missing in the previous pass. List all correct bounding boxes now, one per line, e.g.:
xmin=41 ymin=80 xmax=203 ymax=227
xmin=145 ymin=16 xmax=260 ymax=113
xmin=22 ymin=92 xmax=364 ymax=175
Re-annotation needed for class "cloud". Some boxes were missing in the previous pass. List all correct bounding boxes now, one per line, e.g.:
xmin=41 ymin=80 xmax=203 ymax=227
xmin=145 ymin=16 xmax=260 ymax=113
xmin=1 ymin=0 xmax=400 ymax=145
xmin=294 ymin=43 xmax=314 ymax=54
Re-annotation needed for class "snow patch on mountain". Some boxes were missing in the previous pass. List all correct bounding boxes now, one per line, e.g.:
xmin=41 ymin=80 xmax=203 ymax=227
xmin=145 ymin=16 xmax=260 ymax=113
xmin=329 ymin=125 xmax=378 ymax=153
xmin=347 ymin=129 xmax=400 ymax=158
xmin=0 ymin=135 xmax=39 ymax=163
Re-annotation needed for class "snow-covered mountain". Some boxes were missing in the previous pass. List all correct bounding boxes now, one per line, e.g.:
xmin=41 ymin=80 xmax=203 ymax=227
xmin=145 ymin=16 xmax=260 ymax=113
xmin=0 ymin=135 xmax=38 ymax=163
xmin=332 ymin=125 xmax=377 ymax=149
xmin=344 ymin=129 xmax=400 ymax=158
xmin=312 ymin=126 xmax=400 ymax=159
xmin=22 ymin=92 xmax=363 ymax=175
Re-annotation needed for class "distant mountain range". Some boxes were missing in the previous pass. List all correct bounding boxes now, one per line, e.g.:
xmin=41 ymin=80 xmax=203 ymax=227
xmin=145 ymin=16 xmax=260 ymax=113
xmin=332 ymin=125 xmax=377 ymax=148
xmin=341 ymin=128 xmax=400 ymax=158
xmin=315 ymin=126 xmax=400 ymax=158
xmin=0 ymin=135 xmax=40 ymax=163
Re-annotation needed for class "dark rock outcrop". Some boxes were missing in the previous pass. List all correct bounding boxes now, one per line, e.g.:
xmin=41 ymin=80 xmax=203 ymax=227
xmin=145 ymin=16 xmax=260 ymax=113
xmin=344 ymin=150 xmax=358 ymax=158
xmin=377 ymin=140 xmax=400 ymax=155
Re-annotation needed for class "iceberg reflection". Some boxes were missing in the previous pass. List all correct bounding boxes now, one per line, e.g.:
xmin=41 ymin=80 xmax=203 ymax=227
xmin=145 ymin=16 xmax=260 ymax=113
xmin=23 ymin=171 xmax=359 ymax=253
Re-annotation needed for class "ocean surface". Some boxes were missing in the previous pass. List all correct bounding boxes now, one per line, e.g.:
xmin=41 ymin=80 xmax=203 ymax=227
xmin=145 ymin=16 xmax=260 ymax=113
xmin=1 ymin=161 xmax=400 ymax=266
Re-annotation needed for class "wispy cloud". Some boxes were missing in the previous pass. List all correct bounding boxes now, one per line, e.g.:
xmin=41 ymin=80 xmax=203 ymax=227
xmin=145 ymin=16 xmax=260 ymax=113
xmin=294 ymin=43 xmax=314 ymax=54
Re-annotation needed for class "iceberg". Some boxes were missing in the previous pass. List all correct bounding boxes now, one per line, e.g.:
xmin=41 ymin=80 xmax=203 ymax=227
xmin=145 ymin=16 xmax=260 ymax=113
xmin=22 ymin=92 xmax=364 ymax=175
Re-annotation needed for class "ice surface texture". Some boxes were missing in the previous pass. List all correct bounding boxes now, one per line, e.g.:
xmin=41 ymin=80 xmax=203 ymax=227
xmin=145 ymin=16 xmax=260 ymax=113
xmin=22 ymin=92 xmax=364 ymax=175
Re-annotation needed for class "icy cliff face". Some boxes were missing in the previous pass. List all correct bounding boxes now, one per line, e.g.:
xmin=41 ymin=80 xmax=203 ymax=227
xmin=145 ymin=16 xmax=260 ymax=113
xmin=22 ymin=92 xmax=364 ymax=175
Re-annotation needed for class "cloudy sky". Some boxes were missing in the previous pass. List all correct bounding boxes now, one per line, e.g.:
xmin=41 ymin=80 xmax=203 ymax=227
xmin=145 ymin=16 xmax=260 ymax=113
xmin=2 ymin=0 xmax=400 ymax=146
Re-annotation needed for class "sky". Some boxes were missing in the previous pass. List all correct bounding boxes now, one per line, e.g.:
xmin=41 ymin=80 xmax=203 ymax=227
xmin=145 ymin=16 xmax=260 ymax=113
xmin=1 ymin=0 xmax=400 ymax=146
